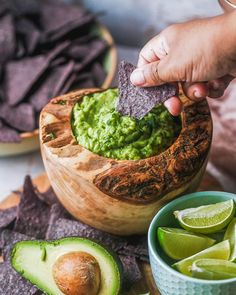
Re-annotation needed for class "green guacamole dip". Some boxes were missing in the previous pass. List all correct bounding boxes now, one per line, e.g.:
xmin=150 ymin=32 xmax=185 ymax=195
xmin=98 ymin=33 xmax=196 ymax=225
xmin=72 ymin=89 xmax=181 ymax=160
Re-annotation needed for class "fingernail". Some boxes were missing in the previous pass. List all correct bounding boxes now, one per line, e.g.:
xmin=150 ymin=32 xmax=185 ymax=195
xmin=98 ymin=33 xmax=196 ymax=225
xmin=130 ymin=69 xmax=146 ymax=86
xmin=193 ymin=90 xmax=204 ymax=99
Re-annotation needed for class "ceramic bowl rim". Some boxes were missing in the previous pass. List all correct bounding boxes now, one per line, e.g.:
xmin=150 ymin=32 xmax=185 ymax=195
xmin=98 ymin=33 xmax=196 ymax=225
xmin=148 ymin=191 xmax=236 ymax=284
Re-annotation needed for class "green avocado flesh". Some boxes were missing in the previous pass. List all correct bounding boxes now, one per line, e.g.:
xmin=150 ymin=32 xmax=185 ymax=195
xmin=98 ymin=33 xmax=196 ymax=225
xmin=11 ymin=237 xmax=122 ymax=295
xmin=71 ymin=89 xmax=181 ymax=160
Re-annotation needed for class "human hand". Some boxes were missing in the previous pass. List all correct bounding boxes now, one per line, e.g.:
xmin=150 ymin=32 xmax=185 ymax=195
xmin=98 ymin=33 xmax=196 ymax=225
xmin=130 ymin=11 xmax=236 ymax=115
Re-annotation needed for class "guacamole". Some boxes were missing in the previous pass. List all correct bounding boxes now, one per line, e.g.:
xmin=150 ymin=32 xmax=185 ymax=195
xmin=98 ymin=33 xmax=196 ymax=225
xmin=72 ymin=89 xmax=181 ymax=160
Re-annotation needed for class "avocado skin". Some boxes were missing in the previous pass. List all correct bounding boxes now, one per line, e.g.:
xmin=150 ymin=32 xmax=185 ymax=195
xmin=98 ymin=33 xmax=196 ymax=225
xmin=11 ymin=237 xmax=123 ymax=295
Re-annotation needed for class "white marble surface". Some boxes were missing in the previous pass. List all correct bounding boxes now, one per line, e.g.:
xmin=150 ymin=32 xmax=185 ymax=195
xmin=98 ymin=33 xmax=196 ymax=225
xmin=0 ymin=46 xmax=140 ymax=201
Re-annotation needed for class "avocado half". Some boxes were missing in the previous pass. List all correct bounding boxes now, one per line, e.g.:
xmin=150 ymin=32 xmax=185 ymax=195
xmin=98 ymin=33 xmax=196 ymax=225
xmin=11 ymin=237 xmax=122 ymax=295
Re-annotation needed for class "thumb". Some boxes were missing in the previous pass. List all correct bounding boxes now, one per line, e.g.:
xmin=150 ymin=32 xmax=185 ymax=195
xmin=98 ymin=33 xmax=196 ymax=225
xmin=130 ymin=59 xmax=179 ymax=87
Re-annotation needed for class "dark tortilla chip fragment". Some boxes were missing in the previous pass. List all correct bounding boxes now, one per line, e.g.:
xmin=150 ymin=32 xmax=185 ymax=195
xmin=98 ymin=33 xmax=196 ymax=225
xmin=0 ymin=0 xmax=40 ymax=17
xmin=5 ymin=55 xmax=49 ymax=106
xmin=0 ymin=207 xmax=17 ymax=231
xmin=0 ymin=229 xmax=33 ymax=261
xmin=46 ymin=203 xmax=70 ymax=240
xmin=0 ymin=123 xmax=21 ymax=143
xmin=51 ymin=61 xmax=75 ymax=97
xmin=46 ymin=218 xmax=127 ymax=252
xmin=117 ymin=61 xmax=177 ymax=119
xmin=0 ymin=14 xmax=16 ymax=63
xmin=0 ymin=103 xmax=35 ymax=132
xmin=14 ymin=175 xmax=51 ymax=239
xmin=74 ymin=39 xmax=108 ymax=72
xmin=41 ymin=2 xmax=94 ymax=42
xmin=91 ymin=62 xmax=107 ymax=87
xmin=35 ymin=187 xmax=58 ymax=206
xmin=29 ymin=64 xmax=72 ymax=112
xmin=16 ymin=18 xmax=41 ymax=55
xmin=119 ymin=255 xmax=142 ymax=290
xmin=0 ymin=261 xmax=38 ymax=295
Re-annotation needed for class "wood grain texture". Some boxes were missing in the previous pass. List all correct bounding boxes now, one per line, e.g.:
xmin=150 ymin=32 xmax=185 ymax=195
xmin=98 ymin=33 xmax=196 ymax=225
xmin=40 ymin=88 xmax=212 ymax=235
xmin=1 ymin=172 xmax=222 ymax=295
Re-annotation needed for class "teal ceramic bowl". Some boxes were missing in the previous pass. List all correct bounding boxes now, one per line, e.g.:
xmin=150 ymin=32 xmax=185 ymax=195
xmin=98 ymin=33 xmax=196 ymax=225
xmin=148 ymin=191 xmax=236 ymax=295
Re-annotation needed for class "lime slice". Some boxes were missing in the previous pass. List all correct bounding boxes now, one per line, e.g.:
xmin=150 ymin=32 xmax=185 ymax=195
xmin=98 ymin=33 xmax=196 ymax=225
xmin=174 ymin=200 xmax=235 ymax=234
xmin=172 ymin=240 xmax=230 ymax=277
xmin=191 ymin=258 xmax=236 ymax=280
xmin=224 ymin=217 xmax=236 ymax=261
xmin=157 ymin=227 xmax=216 ymax=260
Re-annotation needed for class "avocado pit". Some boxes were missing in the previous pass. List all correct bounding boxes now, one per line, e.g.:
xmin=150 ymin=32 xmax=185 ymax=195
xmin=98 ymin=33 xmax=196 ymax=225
xmin=52 ymin=251 xmax=101 ymax=295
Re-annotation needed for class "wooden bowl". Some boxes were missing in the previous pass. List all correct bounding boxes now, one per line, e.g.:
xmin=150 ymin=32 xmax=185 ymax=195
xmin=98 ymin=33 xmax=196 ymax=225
xmin=40 ymin=88 xmax=212 ymax=235
xmin=0 ymin=24 xmax=117 ymax=157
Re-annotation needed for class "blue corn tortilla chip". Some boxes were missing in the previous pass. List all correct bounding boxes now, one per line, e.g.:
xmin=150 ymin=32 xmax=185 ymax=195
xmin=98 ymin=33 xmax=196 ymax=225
xmin=117 ymin=61 xmax=177 ymax=119
xmin=45 ymin=217 xmax=148 ymax=262
xmin=51 ymin=60 xmax=75 ymax=97
xmin=29 ymin=64 xmax=73 ymax=112
xmin=0 ymin=14 xmax=16 ymax=63
xmin=16 ymin=18 xmax=40 ymax=55
xmin=0 ymin=207 xmax=17 ymax=231
xmin=74 ymin=39 xmax=108 ymax=72
xmin=119 ymin=255 xmax=142 ymax=290
xmin=0 ymin=103 xmax=35 ymax=132
xmin=46 ymin=218 xmax=127 ymax=252
xmin=41 ymin=2 xmax=94 ymax=41
xmin=0 ymin=0 xmax=40 ymax=17
xmin=0 ymin=123 xmax=21 ymax=143
xmin=5 ymin=55 xmax=49 ymax=106
xmin=0 ymin=261 xmax=38 ymax=295
xmin=0 ymin=229 xmax=33 ymax=261
xmin=35 ymin=187 xmax=58 ymax=206
xmin=14 ymin=176 xmax=51 ymax=239
xmin=46 ymin=203 xmax=70 ymax=240
xmin=91 ymin=62 xmax=107 ymax=86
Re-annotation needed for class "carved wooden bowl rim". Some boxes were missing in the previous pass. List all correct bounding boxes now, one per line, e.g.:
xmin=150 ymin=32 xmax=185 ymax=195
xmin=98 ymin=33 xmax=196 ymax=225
xmin=40 ymin=88 xmax=212 ymax=204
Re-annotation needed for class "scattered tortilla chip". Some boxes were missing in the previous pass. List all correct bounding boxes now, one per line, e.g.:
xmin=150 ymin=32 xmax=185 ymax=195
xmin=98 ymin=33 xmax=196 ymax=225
xmin=0 ymin=207 xmax=17 ymax=230
xmin=66 ymin=44 xmax=89 ymax=60
xmin=0 ymin=124 xmax=21 ymax=143
xmin=0 ymin=14 xmax=15 ymax=63
xmin=14 ymin=176 xmax=51 ymax=239
xmin=35 ymin=187 xmax=58 ymax=206
xmin=5 ymin=55 xmax=49 ymax=106
xmin=0 ymin=103 xmax=35 ymax=132
xmin=0 ymin=261 xmax=38 ymax=295
xmin=117 ymin=61 xmax=177 ymax=119
xmin=46 ymin=203 xmax=70 ymax=240
xmin=46 ymin=218 xmax=127 ymax=252
xmin=119 ymin=255 xmax=142 ymax=290
xmin=0 ymin=229 xmax=33 ymax=261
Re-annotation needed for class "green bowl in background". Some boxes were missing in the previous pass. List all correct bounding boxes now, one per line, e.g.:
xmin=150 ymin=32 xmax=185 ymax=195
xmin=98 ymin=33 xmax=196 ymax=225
xmin=148 ymin=191 xmax=236 ymax=295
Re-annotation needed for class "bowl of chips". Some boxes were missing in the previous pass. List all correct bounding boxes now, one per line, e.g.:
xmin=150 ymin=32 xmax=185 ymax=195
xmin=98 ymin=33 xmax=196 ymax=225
xmin=0 ymin=0 xmax=117 ymax=157
xmin=40 ymin=78 xmax=212 ymax=235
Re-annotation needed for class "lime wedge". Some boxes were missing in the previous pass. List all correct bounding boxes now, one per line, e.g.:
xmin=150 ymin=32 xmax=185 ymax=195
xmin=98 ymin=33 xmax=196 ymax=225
xmin=191 ymin=258 xmax=236 ymax=280
xmin=172 ymin=240 xmax=230 ymax=277
xmin=224 ymin=217 xmax=236 ymax=261
xmin=174 ymin=200 xmax=235 ymax=234
xmin=158 ymin=227 xmax=216 ymax=260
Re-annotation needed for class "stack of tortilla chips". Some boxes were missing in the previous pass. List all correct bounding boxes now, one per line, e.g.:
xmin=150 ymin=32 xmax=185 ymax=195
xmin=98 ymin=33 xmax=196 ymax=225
xmin=0 ymin=0 xmax=109 ymax=143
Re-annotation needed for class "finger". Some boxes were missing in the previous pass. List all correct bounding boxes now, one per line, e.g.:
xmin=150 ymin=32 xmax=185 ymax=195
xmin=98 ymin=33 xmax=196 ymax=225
xmin=131 ymin=60 xmax=165 ymax=86
xmin=137 ymin=35 xmax=168 ymax=67
xmin=164 ymin=96 xmax=183 ymax=116
xmin=181 ymin=82 xmax=209 ymax=101
xmin=207 ymin=75 xmax=234 ymax=98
